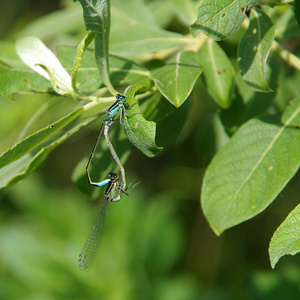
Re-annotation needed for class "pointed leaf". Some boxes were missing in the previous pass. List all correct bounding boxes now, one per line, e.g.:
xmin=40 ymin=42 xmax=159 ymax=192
xmin=198 ymin=39 xmax=235 ymax=108
xmin=190 ymin=0 xmax=261 ymax=40
xmin=74 ymin=0 xmax=113 ymax=92
xmin=124 ymin=79 xmax=163 ymax=157
xmin=0 ymin=111 xmax=91 ymax=189
xmin=269 ymin=203 xmax=300 ymax=269
xmin=151 ymin=51 xmax=202 ymax=107
xmin=0 ymin=108 xmax=84 ymax=169
xmin=201 ymin=98 xmax=300 ymax=235
xmin=238 ymin=8 xmax=274 ymax=92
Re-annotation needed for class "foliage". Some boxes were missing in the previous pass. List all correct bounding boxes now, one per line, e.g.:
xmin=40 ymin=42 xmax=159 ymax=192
xmin=0 ymin=0 xmax=300 ymax=276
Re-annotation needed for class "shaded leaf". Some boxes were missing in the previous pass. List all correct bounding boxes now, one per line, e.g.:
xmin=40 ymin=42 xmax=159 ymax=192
xmin=198 ymin=39 xmax=235 ymax=108
xmin=269 ymin=203 xmax=300 ymax=269
xmin=201 ymin=98 xmax=300 ymax=235
xmin=151 ymin=51 xmax=202 ymax=107
xmin=190 ymin=0 xmax=261 ymax=40
xmin=238 ymin=8 xmax=274 ymax=92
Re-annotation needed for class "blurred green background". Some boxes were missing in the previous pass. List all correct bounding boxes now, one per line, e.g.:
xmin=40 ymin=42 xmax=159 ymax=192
xmin=1 ymin=0 xmax=300 ymax=299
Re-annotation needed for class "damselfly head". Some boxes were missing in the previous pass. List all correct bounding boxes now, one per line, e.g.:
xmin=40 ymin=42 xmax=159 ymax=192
xmin=115 ymin=94 xmax=126 ymax=102
xmin=108 ymin=172 xmax=119 ymax=180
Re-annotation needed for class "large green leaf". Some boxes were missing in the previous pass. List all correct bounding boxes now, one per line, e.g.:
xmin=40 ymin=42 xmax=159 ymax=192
xmin=201 ymin=98 xmax=300 ymax=235
xmin=190 ymin=0 xmax=261 ymax=40
xmin=151 ymin=51 xmax=202 ymax=108
xmin=198 ymin=39 xmax=235 ymax=108
xmin=74 ymin=0 xmax=114 ymax=92
xmin=238 ymin=8 xmax=274 ymax=92
xmin=124 ymin=79 xmax=163 ymax=157
xmin=0 ymin=108 xmax=83 ymax=169
xmin=269 ymin=203 xmax=300 ymax=269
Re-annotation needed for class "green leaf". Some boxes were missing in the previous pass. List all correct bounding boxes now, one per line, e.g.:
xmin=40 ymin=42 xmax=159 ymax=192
xmin=151 ymin=51 xmax=202 ymax=108
xmin=0 ymin=66 xmax=51 ymax=100
xmin=190 ymin=0 xmax=261 ymax=40
xmin=198 ymin=39 xmax=235 ymax=108
xmin=124 ymin=79 xmax=163 ymax=157
xmin=57 ymin=46 xmax=149 ymax=93
xmin=110 ymin=24 xmax=187 ymax=58
xmin=238 ymin=8 xmax=274 ymax=92
xmin=201 ymin=98 xmax=300 ymax=235
xmin=74 ymin=0 xmax=115 ymax=93
xmin=0 ymin=108 xmax=84 ymax=169
xmin=16 ymin=36 xmax=74 ymax=95
xmin=71 ymin=31 xmax=95 ymax=93
xmin=269 ymin=203 xmax=300 ymax=269
xmin=0 ymin=110 xmax=92 ymax=189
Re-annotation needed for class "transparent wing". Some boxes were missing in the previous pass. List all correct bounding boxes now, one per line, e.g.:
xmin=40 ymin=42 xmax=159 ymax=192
xmin=78 ymin=198 xmax=110 ymax=271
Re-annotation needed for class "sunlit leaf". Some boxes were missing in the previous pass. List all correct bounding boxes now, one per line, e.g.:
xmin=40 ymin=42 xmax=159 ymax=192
xmin=190 ymin=0 xmax=261 ymax=40
xmin=151 ymin=51 xmax=202 ymax=107
xmin=201 ymin=98 xmax=300 ymax=235
xmin=16 ymin=36 xmax=73 ymax=95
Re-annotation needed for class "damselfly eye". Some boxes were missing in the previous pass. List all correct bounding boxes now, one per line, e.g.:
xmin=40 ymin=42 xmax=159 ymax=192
xmin=116 ymin=94 xmax=125 ymax=101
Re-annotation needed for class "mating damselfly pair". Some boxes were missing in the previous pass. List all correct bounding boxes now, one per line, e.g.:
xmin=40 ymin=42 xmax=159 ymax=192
xmin=78 ymin=94 xmax=139 ymax=271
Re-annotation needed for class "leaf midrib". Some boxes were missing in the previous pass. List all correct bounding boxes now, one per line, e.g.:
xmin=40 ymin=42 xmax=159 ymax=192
xmin=225 ymin=105 xmax=300 ymax=227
